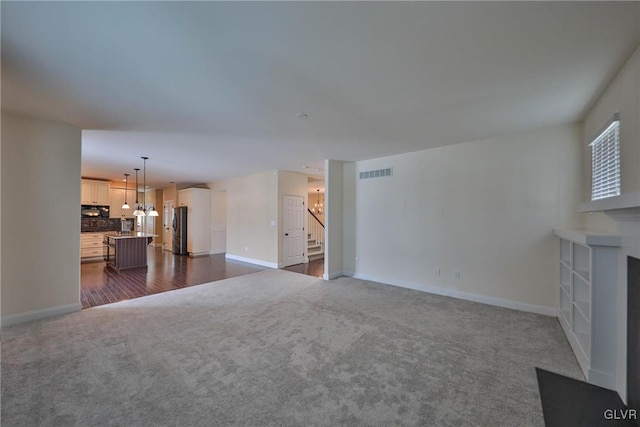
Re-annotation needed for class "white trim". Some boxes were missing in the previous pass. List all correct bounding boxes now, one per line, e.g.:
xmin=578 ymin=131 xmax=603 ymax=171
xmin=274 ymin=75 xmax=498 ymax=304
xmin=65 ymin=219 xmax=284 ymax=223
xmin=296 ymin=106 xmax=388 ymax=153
xmin=553 ymin=229 xmax=622 ymax=247
xmin=1 ymin=303 xmax=81 ymax=327
xmin=579 ymin=191 xmax=640 ymax=213
xmin=188 ymin=251 xmax=211 ymax=258
xmin=225 ymin=253 xmax=278 ymax=269
xmin=208 ymin=249 xmax=226 ymax=255
xmin=351 ymin=272 xmax=556 ymax=317
xmin=589 ymin=368 xmax=617 ymax=391
xmin=323 ymin=271 xmax=343 ymax=280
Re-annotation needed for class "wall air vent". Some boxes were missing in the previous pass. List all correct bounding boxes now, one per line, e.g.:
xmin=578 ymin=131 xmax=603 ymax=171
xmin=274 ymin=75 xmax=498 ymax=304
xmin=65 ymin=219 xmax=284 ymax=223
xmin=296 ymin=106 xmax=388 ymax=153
xmin=359 ymin=167 xmax=393 ymax=180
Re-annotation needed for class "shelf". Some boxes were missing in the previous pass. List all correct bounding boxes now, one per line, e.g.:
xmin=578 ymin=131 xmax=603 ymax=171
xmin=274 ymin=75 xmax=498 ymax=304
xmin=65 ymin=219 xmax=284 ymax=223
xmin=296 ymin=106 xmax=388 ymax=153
xmin=553 ymin=229 xmax=622 ymax=248
xmin=561 ymin=264 xmax=571 ymax=289
xmin=574 ymin=270 xmax=590 ymax=282
xmin=573 ymin=306 xmax=590 ymax=334
xmin=573 ymin=301 xmax=590 ymax=322
xmin=573 ymin=274 xmax=590 ymax=301
xmin=575 ymin=331 xmax=591 ymax=357
xmin=560 ymin=239 xmax=571 ymax=264
xmin=561 ymin=285 xmax=570 ymax=304
xmin=560 ymin=281 xmax=570 ymax=295
xmin=554 ymin=229 xmax=619 ymax=390
xmin=573 ymin=243 xmax=591 ymax=281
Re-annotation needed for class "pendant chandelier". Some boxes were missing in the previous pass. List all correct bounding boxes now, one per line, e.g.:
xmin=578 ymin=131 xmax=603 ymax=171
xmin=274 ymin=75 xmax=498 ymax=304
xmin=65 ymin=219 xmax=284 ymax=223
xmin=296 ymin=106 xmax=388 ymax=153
xmin=122 ymin=173 xmax=130 ymax=210
xmin=132 ymin=168 xmax=145 ymax=216
xmin=311 ymin=189 xmax=323 ymax=214
xmin=142 ymin=156 xmax=159 ymax=217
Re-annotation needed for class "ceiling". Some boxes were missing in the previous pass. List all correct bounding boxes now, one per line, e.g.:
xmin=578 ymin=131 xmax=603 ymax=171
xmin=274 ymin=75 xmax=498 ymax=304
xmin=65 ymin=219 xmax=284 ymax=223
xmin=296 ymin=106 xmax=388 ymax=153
xmin=2 ymin=2 xmax=639 ymax=189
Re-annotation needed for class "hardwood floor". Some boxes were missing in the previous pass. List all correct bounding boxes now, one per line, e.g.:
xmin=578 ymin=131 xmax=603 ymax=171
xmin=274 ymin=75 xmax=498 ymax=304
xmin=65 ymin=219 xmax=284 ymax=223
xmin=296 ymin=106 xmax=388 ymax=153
xmin=81 ymin=248 xmax=325 ymax=309
xmin=283 ymin=258 xmax=324 ymax=278
xmin=81 ymin=248 xmax=265 ymax=308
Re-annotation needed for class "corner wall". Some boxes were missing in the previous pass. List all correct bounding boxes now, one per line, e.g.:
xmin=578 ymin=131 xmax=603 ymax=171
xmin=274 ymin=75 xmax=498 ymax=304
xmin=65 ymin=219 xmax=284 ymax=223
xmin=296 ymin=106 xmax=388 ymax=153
xmin=343 ymin=124 xmax=582 ymax=313
xmin=1 ymin=112 xmax=82 ymax=325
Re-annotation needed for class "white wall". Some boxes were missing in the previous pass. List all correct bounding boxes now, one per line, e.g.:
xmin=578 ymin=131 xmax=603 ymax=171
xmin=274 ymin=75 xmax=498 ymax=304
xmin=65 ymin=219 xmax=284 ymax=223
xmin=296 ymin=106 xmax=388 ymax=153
xmin=212 ymin=170 xmax=279 ymax=267
xmin=210 ymin=190 xmax=227 ymax=254
xmin=278 ymin=171 xmax=308 ymax=266
xmin=579 ymin=44 xmax=640 ymax=402
xmin=1 ymin=112 xmax=82 ymax=325
xmin=343 ymin=124 xmax=582 ymax=313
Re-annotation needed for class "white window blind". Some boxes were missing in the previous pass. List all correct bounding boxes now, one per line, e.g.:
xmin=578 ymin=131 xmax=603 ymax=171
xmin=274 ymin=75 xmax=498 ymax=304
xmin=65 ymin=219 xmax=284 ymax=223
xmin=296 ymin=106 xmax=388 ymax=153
xmin=590 ymin=116 xmax=620 ymax=201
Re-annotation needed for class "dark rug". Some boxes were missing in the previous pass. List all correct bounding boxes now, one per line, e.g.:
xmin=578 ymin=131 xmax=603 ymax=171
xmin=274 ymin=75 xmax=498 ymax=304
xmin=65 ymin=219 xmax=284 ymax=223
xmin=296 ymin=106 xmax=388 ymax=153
xmin=536 ymin=368 xmax=638 ymax=427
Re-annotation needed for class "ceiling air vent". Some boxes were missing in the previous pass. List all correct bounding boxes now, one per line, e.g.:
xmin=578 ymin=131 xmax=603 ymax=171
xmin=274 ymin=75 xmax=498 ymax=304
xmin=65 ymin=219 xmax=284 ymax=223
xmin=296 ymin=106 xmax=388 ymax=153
xmin=359 ymin=167 xmax=393 ymax=180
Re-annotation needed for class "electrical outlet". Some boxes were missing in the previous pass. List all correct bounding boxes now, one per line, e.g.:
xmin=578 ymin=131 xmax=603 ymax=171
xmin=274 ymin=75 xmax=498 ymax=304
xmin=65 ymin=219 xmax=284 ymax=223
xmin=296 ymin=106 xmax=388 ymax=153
xmin=355 ymin=257 xmax=359 ymax=263
xmin=455 ymin=271 xmax=461 ymax=279
xmin=435 ymin=269 xmax=441 ymax=276
xmin=245 ymin=246 xmax=248 ymax=252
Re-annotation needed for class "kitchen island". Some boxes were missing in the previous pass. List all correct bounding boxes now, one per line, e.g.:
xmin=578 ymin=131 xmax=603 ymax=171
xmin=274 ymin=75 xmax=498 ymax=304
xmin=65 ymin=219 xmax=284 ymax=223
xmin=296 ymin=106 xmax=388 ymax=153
xmin=103 ymin=233 xmax=157 ymax=273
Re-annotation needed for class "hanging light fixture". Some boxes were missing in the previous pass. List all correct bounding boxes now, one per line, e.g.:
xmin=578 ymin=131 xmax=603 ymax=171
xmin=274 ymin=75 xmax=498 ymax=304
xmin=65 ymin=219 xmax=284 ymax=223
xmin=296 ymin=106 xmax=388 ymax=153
xmin=132 ymin=168 xmax=145 ymax=217
xmin=122 ymin=173 xmax=130 ymax=210
xmin=142 ymin=156 xmax=159 ymax=217
xmin=312 ymin=189 xmax=323 ymax=214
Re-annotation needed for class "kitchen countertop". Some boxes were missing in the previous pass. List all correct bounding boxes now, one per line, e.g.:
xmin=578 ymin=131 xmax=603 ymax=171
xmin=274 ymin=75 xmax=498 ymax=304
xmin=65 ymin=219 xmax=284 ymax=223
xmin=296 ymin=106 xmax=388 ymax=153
xmin=104 ymin=232 xmax=158 ymax=239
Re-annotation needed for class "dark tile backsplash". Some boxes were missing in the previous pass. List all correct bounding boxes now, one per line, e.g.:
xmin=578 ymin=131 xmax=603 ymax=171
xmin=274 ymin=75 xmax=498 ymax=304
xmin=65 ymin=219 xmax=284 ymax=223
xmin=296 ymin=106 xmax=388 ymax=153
xmin=81 ymin=218 xmax=134 ymax=233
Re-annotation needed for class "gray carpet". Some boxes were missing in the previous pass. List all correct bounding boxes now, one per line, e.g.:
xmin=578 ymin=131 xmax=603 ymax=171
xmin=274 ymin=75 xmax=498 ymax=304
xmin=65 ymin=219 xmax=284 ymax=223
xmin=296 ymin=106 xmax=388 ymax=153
xmin=1 ymin=269 xmax=582 ymax=426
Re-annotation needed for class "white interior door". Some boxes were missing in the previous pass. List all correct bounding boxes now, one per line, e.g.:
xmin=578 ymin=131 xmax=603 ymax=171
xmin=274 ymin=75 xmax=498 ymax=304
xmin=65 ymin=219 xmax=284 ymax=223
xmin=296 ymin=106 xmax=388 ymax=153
xmin=283 ymin=195 xmax=305 ymax=267
xmin=163 ymin=200 xmax=174 ymax=251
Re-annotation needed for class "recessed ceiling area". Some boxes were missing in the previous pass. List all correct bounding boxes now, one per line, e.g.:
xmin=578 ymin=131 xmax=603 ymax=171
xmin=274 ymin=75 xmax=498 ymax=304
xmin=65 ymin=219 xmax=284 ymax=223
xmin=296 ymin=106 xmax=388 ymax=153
xmin=2 ymin=2 xmax=639 ymax=188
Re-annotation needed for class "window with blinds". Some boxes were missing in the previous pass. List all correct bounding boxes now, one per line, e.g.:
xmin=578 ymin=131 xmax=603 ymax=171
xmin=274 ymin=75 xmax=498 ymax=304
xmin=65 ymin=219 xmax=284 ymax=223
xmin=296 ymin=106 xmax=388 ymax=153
xmin=590 ymin=115 xmax=620 ymax=201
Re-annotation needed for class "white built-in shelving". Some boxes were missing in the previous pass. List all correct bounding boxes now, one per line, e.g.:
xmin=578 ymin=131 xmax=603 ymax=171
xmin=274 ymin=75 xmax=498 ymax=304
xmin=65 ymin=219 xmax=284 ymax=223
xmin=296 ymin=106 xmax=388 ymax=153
xmin=553 ymin=229 xmax=621 ymax=390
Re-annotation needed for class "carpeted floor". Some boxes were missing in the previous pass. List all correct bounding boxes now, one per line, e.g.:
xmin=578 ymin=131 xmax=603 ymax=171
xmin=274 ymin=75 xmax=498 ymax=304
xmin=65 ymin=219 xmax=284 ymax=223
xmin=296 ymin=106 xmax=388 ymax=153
xmin=1 ymin=269 xmax=582 ymax=426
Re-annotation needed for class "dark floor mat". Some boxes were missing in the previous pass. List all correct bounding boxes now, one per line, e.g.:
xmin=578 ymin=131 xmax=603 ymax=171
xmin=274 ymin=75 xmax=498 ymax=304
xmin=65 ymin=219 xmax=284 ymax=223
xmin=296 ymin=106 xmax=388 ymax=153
xmin=536 ymin=368 xmax=638 ymax=427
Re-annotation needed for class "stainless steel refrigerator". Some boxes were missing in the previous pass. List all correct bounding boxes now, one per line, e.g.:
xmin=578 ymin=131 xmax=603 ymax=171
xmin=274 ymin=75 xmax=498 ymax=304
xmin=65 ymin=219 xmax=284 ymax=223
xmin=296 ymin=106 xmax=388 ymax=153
xmin=172 ymin=206 xmax=188 ymax=255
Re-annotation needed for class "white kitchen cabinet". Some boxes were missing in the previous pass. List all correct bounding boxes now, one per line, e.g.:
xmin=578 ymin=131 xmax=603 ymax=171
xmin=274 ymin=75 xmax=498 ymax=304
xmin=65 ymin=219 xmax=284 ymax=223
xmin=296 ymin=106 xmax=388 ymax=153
xmin=80 ymin=233 xmax=104 ymax=261
xmin=109 ymin=188 xmax=133 ymax=218
xmin=81 ymin=180 xmax=110 ymax=205
xmin=553 ymin=229 xmax=621 ymax=390
xmin=177 ymin=188 xmax=211 ymax=257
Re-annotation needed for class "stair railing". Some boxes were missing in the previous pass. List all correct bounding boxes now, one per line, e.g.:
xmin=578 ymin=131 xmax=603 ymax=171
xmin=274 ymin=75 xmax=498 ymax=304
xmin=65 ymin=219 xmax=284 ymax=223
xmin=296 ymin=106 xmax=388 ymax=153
xmin=307 ymin=209 xmax=325 ymax=252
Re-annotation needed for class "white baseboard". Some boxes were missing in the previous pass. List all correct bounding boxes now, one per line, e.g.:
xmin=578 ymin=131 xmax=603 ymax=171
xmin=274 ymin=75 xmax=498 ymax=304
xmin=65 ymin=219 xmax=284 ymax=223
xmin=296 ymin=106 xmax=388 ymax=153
xmin=189 ymin=251 xmax=211 ymax=258
xmin=323 ymin=271 xmax=343 ymax=280
xmin=351 ymin=272 xmax=556 ymax=317
xmin=225 ymin=254 xmax=278 ymax=269
xmin=589 ymin=368 xmax=617 ymax=391
xmin=1 ymin=303 xmax=81 ymax=327
xmin=209 ymin=249 xmax=226 ymax=255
